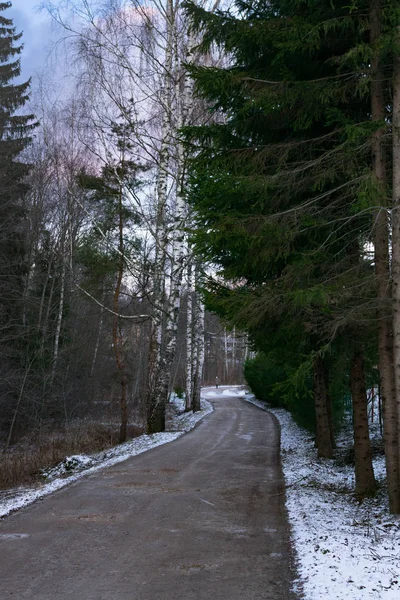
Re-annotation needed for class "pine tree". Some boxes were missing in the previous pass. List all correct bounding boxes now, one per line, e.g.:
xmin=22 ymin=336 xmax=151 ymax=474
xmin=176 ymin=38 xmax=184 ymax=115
xmin=0 ymin=1 xmax=36 ymax=427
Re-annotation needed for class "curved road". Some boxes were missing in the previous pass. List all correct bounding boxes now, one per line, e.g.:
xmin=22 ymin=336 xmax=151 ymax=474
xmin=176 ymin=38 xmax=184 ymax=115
xmin=0 ymin=391 xmax=297 ymax=599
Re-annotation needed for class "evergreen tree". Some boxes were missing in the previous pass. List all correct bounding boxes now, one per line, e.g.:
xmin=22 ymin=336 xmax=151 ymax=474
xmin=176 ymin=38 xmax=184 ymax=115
xmin=184 ymin=0 xmax=381 ymax=496
xmin=78 ymin=150 xmax=143 ymax=444
xmin=0 ymin=1 xmax=36 ymax=424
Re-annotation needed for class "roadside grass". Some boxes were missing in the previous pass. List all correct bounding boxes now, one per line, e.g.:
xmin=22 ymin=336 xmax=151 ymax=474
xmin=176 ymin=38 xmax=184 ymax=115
xmin=0 ymin=422 xmax=143 ymax=489
xmin=0 ymin=395 xmax=200 ymax=492
xmin=0 ymin=397 xmax=213 ymax=519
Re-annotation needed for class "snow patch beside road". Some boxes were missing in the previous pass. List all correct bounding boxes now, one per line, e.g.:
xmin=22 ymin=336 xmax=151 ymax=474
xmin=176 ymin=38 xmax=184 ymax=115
xmin=244 ymin=394 xmax=400 ymax=600
xmin=202 ymin=385 xmax=246 ymax=398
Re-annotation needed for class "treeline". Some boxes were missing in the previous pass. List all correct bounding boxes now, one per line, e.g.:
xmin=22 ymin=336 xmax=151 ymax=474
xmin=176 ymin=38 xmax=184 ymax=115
xmin=183 ymin=0 xmax=400 ymax=512
xmin=0 ymin=0 xmax=252 ymax=474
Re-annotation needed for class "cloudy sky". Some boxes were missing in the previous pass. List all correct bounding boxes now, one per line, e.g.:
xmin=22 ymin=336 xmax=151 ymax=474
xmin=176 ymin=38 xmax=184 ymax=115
xmin=9 ymin=1 xmax=56 ymax=81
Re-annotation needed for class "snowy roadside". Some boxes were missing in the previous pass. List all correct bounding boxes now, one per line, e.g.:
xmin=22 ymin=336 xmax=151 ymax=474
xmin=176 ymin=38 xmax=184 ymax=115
xmin=244 ymin=394 xmax=400 ymax=600
xmin=0 ymin=396 xmax=213 ymax=520
xmin=3 ymin=386 xmax=399 ymax=600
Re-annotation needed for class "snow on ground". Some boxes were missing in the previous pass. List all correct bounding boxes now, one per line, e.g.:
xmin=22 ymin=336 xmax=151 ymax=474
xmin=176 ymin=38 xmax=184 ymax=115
xmin=0 ymin=396 xmax=213 ymax=520
xmin=203 ymin=385 xmax=246 ymax=398
xmin=244 ymin=394 xmax=400 ymax=600
xmin=2 ymin=384 xmax=399 ymax=600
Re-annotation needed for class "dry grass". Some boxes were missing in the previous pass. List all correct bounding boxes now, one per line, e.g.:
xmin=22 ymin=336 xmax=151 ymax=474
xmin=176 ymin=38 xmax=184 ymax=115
xmin=0 ymin=422 xmax=142 ymax=490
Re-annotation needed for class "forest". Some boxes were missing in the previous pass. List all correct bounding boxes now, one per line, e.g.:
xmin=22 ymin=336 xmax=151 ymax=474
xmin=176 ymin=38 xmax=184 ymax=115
xmin=0 ymin=0 xmax=248 ymax=489
xmin=2 ymin=0 xmax=400 ymax=519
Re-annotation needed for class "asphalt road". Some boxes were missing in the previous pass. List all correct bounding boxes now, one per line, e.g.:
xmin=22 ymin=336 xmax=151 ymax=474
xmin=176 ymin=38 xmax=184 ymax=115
xmin=0 ymin=392 xmax=298 ymax=600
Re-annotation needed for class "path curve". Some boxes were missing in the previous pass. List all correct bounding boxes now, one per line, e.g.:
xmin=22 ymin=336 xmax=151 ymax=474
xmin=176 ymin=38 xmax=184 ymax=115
xmin=0 ymin=390 xmax=297 ymax=599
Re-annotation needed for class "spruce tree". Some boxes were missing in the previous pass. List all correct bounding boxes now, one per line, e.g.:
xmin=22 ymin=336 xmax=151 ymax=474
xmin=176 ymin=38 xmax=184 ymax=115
xmin=0 ymin=1 xmax=36 ymax=424
xmin=184 ymin=0 xmax=382 ymax=496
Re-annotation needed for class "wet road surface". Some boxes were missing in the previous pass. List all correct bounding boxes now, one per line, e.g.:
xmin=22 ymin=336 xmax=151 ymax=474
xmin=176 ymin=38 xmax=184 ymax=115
xmin=0 ymin=392 xmax=298 ymax=599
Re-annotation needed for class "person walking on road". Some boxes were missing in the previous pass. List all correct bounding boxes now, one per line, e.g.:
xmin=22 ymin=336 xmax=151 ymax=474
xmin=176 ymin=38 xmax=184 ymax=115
xmin=215 ymin=376 xmax=220 ymax=389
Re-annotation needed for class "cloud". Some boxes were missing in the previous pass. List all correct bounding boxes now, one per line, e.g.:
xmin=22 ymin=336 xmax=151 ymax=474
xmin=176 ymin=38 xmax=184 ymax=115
xmin=8 ymin=2 xmax=54 ymax=79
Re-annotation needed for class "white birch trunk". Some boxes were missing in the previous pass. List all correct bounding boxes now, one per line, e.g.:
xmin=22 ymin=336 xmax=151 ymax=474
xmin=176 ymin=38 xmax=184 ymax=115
xmin=244 ymin=334 xmax=250 ymax=362
xmin=146 ymin=0 xmax=176 ymax=433
xmin=191 ymin=266 xmax=205 ymax=412
xmin=160 ymin=1 xmax=195 ymax=407
xmin=90 ymin=285 xmax=106 ymax=379
xmin=147 ymin=0 xmax=204 ymax=431
xmin=51 ymin=244 xmax=66 ymax=386
xmin=224 ymin=327 xmax=229 ymax=382
xmin=146 ymin=1 xmax=209 ymax=430
xmin=38 ymin=256 xmax=53 ymax=333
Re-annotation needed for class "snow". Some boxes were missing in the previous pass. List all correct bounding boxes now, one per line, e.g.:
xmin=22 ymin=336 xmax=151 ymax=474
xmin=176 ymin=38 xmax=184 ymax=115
xmin=243 ymin=394 xmax=400 ymax=600
xmin=0 ymin=396 xmax=213 ymax=520
xmin=203 ymin=385 xmax=246 ymax=398
xmin=43 ymin=454 xmax=96 ymax=478
xmin=2 ymin=385 xmax=399 ymax=600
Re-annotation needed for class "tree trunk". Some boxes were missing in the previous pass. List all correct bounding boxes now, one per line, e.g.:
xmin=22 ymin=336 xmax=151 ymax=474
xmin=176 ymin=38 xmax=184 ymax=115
xmin=37 ymin=254 xmax=53 ymax=332
xmin=232 ymin=326 xmax=236 ymax=381
xmin=224 ymin=327 xmax=228 ymax=382
xmin=5 ymin=357 xmax=34 ymax=450
xmin=88 ymin=284 xmax=106 ymax=407
xmin=113 ymin=185 xmax=128 ymax=444
xmin=50 ymin=246 xmax=66 ymax=386
xmin=370 ymin=0 xmax=400 ymax=513
xmin=42 ymin=262 xmax=56 ymax=339
xmin=191 ymin=285 xmax=205 ymax=413
xmin=350 ymin=351 xmax=377 ymax=497
xmin=371 ymin=386 xmax=375 ymax=422
xmin=392 ymin=33 xmax=400 ymax=509
xmin=313 ymin=357 xmax=334 ymax=459
xmin=185 ymin=264 xmax=194 ymax=411
xmin=90 ymin=285 xmax=106 ymax=378
xmin=145 ymin=0 xmax=175 ymax=434
xmin=326 ymin=381 xmax=336 ymax=450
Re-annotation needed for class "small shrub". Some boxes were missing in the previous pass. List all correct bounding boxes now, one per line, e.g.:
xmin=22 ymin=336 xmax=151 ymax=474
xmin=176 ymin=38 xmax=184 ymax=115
xmin=244 ymin=353 xmax=286 ymax=407
xmin=174 ymin=386 xmax=185 ymax=399
xmin=244 ymin=353 xmax=316 ymax=432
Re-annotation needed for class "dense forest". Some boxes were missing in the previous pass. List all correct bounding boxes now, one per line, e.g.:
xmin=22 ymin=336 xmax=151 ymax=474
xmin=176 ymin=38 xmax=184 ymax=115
xmin=182 ymin=0 xmax=400 ymax=513
xmin=3 ymin=0 xmax=400 ymax=516
xmin=0 ymin=0 xmax=248 ymax=488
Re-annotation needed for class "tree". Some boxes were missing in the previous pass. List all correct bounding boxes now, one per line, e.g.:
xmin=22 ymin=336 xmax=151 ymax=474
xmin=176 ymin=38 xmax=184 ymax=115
xmin=184 ymin=0 xmax=382 ymax=495
xmin=369 ymin=0 xmax=399 ymax=514
xmin=78 ymin=124 xmax=145 ymax=442
xmin=45 ymin=0 xmax=196 ymax=433
xmin=0 ymin=1 xmax=36 ymax=438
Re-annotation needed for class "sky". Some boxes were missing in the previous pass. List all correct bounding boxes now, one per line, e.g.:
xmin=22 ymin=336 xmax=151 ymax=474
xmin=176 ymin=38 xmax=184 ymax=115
xmin=9 ymin=1 xmax=56 ymax=81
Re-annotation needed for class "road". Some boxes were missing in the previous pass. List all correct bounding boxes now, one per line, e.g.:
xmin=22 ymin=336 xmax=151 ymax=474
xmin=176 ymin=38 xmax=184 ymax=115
xmin=0 ymin=391 xmax=298 ymax=599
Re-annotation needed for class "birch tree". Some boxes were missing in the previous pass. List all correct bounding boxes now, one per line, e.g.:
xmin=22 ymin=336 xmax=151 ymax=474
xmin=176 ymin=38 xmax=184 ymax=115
xmin=44 ymin=0 xmax=221 ymax=433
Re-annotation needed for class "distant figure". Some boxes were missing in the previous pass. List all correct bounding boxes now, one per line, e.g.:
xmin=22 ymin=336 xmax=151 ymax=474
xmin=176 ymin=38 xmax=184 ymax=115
xmin=215 ymin=376 xmax=220 ymax=389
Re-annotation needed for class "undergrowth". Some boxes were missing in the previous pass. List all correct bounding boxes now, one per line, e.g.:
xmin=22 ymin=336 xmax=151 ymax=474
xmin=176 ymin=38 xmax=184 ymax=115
xmin=0 ymin=422 xmax=142 ymax=489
